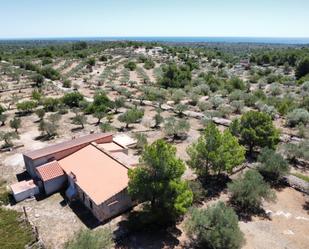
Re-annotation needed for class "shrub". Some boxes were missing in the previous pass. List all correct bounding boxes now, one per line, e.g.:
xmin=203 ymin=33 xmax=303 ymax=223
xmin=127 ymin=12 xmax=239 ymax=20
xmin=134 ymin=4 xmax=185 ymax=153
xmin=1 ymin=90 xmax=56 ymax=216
xmin=40 ymin=67 xmax=60 ymax=80
xmin=124 ymin=61 xmax=137 ymax=71
xmin=185 ymin=202 xmax=244 ymax=249
xmin=144 ymin=59 xmax=155 ymax=69
xmin=62 ymin=92 xmax=84 ymax=108
xmin=62 ymin=79 xmax=72 ymax=88
xmin=286 ymin=108 xmax=309 ymax=127
xmin=228 ymin=170 xmax=275 ymax=212
xmin=16 ymin=101 xmax=37 ymax=114
xmin=257 ymin=148 xmax=290 ymax=183
xmin=295 ymin=57 xmax=309 ymax=79
xmin=64 ymin=228 xmax=114 ymax=249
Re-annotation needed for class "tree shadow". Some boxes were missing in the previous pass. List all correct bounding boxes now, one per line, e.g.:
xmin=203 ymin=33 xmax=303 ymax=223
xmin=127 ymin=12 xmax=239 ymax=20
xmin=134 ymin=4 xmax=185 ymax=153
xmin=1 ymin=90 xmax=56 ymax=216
xmin=115 ymin=212 xmax=181 ymax=249
xmin=34 ymin=134 xmax=55 ymax=141
xmin=303 ymin=200 xmax=309 ymax=214
xmin=199 ymin=174 xmax=231 ymax=200
xmin=71 ymin=127 xmax=84 ymax=132
xmin=229 ymin=202 xmax=271 ymax=222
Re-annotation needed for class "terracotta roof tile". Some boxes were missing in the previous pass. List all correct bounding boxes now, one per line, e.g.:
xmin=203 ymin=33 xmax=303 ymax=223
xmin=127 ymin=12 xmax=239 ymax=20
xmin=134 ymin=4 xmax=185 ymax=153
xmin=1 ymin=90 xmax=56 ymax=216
xmin=36 ymin=161 xmax=65 ymax=182
xmin=58 ymin=144 xmax=129 ymax=205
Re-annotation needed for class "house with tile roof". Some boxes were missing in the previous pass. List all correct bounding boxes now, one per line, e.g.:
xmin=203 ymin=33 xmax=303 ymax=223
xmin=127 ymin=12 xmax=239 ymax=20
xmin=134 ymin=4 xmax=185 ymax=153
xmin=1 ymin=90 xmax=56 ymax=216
xmin=13 ymin=132 xmax=137 ymax=222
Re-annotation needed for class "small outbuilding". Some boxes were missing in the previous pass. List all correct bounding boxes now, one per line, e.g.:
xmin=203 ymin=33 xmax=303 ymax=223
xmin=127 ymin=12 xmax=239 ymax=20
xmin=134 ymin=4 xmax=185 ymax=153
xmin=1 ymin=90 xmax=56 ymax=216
xmin=36 ymin=160 xmax=67 ymax=195
xmin=10 ymin=180 xmax=39 ymax=202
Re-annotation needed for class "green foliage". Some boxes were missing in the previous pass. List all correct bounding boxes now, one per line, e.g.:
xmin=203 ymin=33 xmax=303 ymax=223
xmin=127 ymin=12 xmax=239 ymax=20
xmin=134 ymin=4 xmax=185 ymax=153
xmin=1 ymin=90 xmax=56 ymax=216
xmin=227 ymin=77 xmax=246 ymax=91
xmin=64 ymin=228 xmax=114 ymax=249
xmin=9 ymin=118 xmax=21 ymax=133
xmin=291 ymin=173 xmax=309 ymax=183
xmin=32 ymin=73 xmax=44 ymax=87
xmin=62 ymin=79 xmax=72 ymax=88
xmin=124 ymin=61 xmax=137 ymax=71
xmin=159 ymin=63 xmax=191 ymax=88
xmin=128 ymin=140 xmax=193 ymax=223
xmin=0 ymin=207 xmax=36 ymax=249
xmin=153 ymin=109 xmax=163 ymax=128
xmin=16 ymin=101 xmax=37 ymax=114
xmin=118 ymin=107 xmax=144 ymax=128
xmin=0 ymin=114 xmax=8 ymax=126
xmin=286 ymin=108 xmax=309 ymax=127
xmin=235 ymin=111 xmax=279 ymax=153
xmin=185 ymin=202 xmax=244 ymax=249
xmin=144 ymin=59 xmax=155 ymax=69
xmin=257 ymin=148 xmax=290 ymax=183
xmin=62 ymin=92 xmax=84 ymax=108
xmin=85 ymin=91 xmax=111 ymax=114
xmin=35 ymin=108 xmax=45 ymax=120
xmin=134 ymin=133 xmax=148 ymax=151
xmin=187 ymin=122 xmax=245 ymax=176
xmin=0 ymin=105 xmax=5 ymax=115
xmin=164 ymin=117 xmax=190 ymax=140
xmin=295 ymin=57 xmax=309 ymax=79
xmin=228 ymin=170 xmax=275 ymax=211
xmin=42 ymin=97 xmax=60 ymax=112
xmin=86 ymin=57 xmax=96 ymax=66
xmin=0 ymin=131 xmax=19 ymax=148
xmin=39 ymin=114 xmax=61 ymax=138
xmin=113 ymin=96 xmax=125 ymax=113
xmin=187 ymin=180 xmax=207 ymax=204
xmin=72 ymin=114 xmax=87 ymax=129
xmin=40 ymin=66 xmax=60 ymax=80
xmin=282 ymin=140 xmax=309 ymax=162
xmin=99 ymin=122 xmax=114 ymax=132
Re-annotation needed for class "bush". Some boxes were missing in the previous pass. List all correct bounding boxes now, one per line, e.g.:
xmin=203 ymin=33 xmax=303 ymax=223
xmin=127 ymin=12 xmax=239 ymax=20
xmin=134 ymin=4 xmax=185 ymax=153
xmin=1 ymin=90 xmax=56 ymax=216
xmin=62 ymin=79 xmax=72 ymax=88
xmin=62 ymin=92 xmax=84 ymax=108
xmin=64 ymin=228 xmax=114 ymax=249
xmin=124 ymin=61 xmax=137 ymax=71
xmin=16 ymin=101 xmax=37 ymax=114
xmin=295 ymin=57 xmax=309 ymax=79
xmin=257 ymin=148 xmax=290 ymax=183
xmin=40 ymin=66 xmax=60 ymax=80
xmin=185 ymin=202 xmax=244 ymax=249
xmin=144 ymin=59 xmax=155 ymax=69
xmin=159 ymin=63 xmax=191 ymax=88
xmin=228 ymin=170 xmax=275 ymax=212
xmin=286 ymin=108 xmax=309 ymax=127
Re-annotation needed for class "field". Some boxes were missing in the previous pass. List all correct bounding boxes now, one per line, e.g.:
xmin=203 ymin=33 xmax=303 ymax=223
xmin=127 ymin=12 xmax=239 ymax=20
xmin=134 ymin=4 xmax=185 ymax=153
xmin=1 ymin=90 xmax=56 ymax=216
xmin=0 ymin=41 xmax=308 ymax=249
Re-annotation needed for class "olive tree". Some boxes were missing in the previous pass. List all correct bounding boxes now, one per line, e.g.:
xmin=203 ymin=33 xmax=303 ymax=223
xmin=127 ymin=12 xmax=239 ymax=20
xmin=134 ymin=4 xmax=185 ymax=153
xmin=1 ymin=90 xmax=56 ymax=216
xmin=185 ymin=202 xmax=244 ymax=249
xmin=228 ymin=170 xmax=275 ymax=212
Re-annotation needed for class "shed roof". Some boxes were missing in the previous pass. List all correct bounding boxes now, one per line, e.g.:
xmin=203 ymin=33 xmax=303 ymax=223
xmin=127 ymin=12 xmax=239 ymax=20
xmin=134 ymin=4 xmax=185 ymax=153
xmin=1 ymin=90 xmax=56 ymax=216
xmin=98 ymin=142 xmax=125 ymax=152
xmin=58 ymin=144 xmax=129 ymax=205
xmin=10 ymin=180 xmax=37 ymax=194
xmin=23 ymin=133 xmax=112 ymax=160
xmin=36 ymin=161 xmax=65 ymax=182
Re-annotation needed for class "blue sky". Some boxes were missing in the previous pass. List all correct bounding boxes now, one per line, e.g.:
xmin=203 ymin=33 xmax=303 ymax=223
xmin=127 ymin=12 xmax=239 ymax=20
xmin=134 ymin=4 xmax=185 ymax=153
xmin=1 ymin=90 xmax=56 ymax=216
xmin=0 ymin=0 xmax=308 ymax=38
